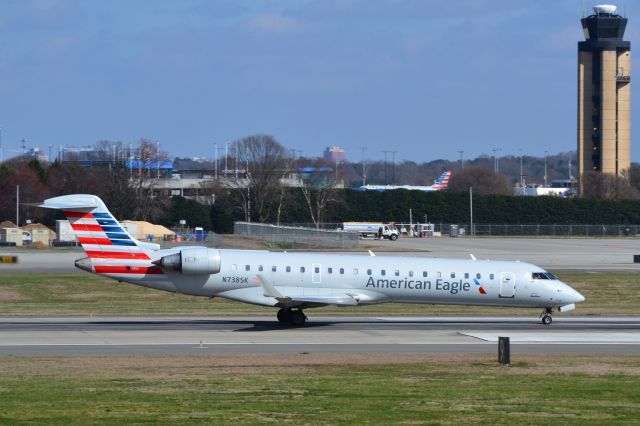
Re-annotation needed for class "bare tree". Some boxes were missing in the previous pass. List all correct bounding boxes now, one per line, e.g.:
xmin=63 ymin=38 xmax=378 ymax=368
xmin=581 ymin=170 xmax=640 ymax=200
xmin=447 ymin=166 xmax=512 ymax=195
xmin=89 ymin=140 xmax=171 ymax=221
xmin=233 ymin=134 xmax=288 ymax=222
xmin=298 ymin=162 xmax=342 ymax=228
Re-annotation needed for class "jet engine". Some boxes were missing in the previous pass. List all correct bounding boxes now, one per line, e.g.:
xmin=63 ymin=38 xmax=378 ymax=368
xmin=156 ymin=248 xmax=221 ymax=275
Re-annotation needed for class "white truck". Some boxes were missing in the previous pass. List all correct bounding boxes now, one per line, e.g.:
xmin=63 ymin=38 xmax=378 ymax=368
xmin=342 ymin=222 xmax=399 ymax=241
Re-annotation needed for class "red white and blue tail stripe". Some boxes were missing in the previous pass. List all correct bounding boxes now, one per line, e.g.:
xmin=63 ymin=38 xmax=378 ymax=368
xmin=40 ymin=194 xmax=162 ymax=277
xmin=431 ymin=171 xmax=451 ymax=190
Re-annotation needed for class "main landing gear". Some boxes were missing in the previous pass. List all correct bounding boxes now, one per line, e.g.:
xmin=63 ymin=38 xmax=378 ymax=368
xmin=540 ymin=307 xmax=553 ymax=325
xmin=277 ymin=308 xmax=307 ymax=326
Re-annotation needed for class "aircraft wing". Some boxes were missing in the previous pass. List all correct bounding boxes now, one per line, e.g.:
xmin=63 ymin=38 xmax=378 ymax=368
xmin=277 ymin=294 xmax=358 ymax=306
xmin=255 ymin=274 xmax=359 ymax=307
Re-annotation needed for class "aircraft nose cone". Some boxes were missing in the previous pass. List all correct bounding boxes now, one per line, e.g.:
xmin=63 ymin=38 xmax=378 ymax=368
xmin=571 ymin=289 xmax=586 ymax=304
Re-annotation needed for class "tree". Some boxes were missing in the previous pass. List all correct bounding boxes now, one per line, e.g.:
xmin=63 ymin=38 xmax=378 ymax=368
xmin=581 ymin=171 xmax=640 ymax=200
xmin=447 ymin=166 xmax=512 ymax=195
xmin=164 ymin=196 xmax=212 ymax=229
xmin=0 ymin=158 xmax=52 ymax=225
xmin=125 ymin=139 xmax=171 ymax=222
xmin=233 ymin=134 xmax=288 ymax=222
xmin=298 ymin=161 xmax=342 ymax=228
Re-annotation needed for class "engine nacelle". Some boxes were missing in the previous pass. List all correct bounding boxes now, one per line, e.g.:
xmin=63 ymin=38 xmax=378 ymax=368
xmin=158 ymin=248 xmax=221 ymax=275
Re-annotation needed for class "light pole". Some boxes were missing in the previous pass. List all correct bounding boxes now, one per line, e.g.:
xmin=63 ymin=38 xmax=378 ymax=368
xmin=519 ymin=148 xmax=524 ymax=188
xmin=492 ymin=147 xmax=502 ymax=174
xmin=469 ymin=186 xmax=473 ymax=236
xmin=544 ymin=150 xmax=548 ymax=188
xmin=0 ymin=126 xmax=3 ymax=163
xmin=391 ymin=150 xmax=398 ymax=185
xmin=382 ymin=150 xmax=390 ymax=185
xmin=214 ymin=143 xmax=218 ymax=179
xmin=457 ymin=150 xmax=464 ymax=171
xmin=225 ymin=142 xmax=229 ymax=176
xmin=16 ymin=185 xmax=19 ymax=227
xmin=360 ymin=146 xmax=367 ymax=186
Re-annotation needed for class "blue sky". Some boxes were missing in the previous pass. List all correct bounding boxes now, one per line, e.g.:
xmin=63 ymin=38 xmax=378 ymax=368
xmin=1 ymin=0 xmax=639 ymax=162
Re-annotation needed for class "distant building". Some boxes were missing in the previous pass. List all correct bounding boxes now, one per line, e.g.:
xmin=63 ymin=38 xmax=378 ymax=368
xmin=578 ymin=4 xmax=631 ymax=191
xmin=323 ymin=146 xmax=346 ymax=163
xmin=24 ymin=147 xmax=48 ymax=162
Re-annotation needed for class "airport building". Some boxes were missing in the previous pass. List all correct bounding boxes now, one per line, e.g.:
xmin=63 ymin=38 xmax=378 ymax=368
xmin=577 ymin=4 xmax=631 ymax=190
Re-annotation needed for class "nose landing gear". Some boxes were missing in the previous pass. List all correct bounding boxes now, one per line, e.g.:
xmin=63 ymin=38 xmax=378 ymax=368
xmin=277 ymin=308 xmax=307 ymax=326
xmin=540 ymin=307 xmax=553 ymax=325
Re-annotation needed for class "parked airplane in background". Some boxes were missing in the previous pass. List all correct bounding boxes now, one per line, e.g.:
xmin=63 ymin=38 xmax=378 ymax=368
xmin=353 ymin=170 xmax=452 ymax=192
xmin=40 ymin=194 xmax=584 ymax=326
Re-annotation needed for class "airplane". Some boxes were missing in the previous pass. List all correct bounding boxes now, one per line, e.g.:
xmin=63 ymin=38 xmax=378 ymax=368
xmin=40 ymin=194 xmax=585 ymax=326
xmin=353 ymin=170 xmax=452 ymax=192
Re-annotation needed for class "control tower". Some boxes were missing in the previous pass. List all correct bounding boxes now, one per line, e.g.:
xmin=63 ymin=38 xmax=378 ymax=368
xmin=578 ymin=4 xmax=631 ymax=187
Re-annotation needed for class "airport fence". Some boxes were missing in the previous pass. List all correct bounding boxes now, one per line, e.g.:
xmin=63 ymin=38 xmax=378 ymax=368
xmin=234 ymin=222 xmax=360 ymax=248
xmin=284 ymin=222 xmax=640 ymax=238
xmin=434 ymin=223 xmax=640 ymax=237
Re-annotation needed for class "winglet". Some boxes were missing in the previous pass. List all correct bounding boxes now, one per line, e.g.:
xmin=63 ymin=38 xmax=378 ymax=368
xmin=368 ymin=250 xmax=376 ymax=257
xmin=255 ymin=274 xmax=284 ymax=299
xmin=470 ymin=254 xmax=477 ymax=260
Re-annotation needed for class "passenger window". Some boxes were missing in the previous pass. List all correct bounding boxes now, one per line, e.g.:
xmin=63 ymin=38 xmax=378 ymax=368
xmin=272 ymin=266 xmax=277 ymax=272
xmin=245 ymin=265 xmax=250 ymax=271
xmin=286 ymin=266 xmax=291 ymax=272
xmin=259 ymin=265 xmax=263 ymax=272
xmin=490 ymin=273 xmax=494 ymax=280
xmin=395 ymin=270 xmax=400 ymax=277
xmin=409 ymin=271 xmax=414 ymax=277
xmin=315 ymin=267 xmax=320 ymax=273
xmin=381 ymin=270 xmax=386 ymax=276
xmin=423 ymin=271 xmax=428 ymax=277
xmin=353 ymin=268 xmax=358 ymax=275
xmin=367 ymin=269 xmax=372 ymax=275
xmin=232 ymin=264 xmax=237 ymax=271
xmin=464 ymin=273 xmax=469 ymax=279
xmin=300 ymin=267 xmax=305 ymax=273
xmin=328 ymin=267 xmax=333 ymax=274
xmin=450 ymin=273 xmax=455 ymax=278
xmin=437 ymin=272 xmax=442 ymax=278
xmin=340 ymin=268 xmax=344 ymax=274
xmin=476 ymin=273 xmax=481 ymax=279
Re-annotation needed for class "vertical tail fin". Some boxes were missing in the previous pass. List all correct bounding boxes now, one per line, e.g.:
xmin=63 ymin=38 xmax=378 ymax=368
xmin=432 ymin=171 xmax=451 ymax=190
xmin=40 ymin=194 xmax=152 ymax=263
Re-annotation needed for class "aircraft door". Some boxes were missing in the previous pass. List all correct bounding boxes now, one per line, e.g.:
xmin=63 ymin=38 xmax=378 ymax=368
xmin=499 ymin=272 xmax=515 ymax=298
xmin=312 ymin=264 xmax=322 ymax=284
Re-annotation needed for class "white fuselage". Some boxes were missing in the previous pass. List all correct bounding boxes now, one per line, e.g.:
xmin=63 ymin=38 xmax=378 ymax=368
xmin=114 ymin=249 xmax=584 ymax=310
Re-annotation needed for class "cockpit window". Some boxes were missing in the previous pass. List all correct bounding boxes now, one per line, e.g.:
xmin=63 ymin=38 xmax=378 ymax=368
xmin=532 ymin=272 xmax=548 ymax=280
xmin=545 ymin=272 xmax=558 ymax=280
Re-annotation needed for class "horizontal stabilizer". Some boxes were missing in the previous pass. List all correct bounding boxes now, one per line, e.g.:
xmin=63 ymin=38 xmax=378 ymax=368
xmin=39 ymin=195 xmax=102 ymax=211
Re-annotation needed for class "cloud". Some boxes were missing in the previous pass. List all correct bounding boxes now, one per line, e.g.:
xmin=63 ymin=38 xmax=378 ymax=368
xmin=246 ymin=13 xmax=299 ymax=34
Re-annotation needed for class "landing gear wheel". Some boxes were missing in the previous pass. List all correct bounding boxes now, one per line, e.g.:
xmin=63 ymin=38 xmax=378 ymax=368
xmin=290 ymin=310 xmax=307 ymax=326
xmin=541 ymin=315 xmax=552 ymax=325
xmin=277 ymin=308 xmax=292 ymax=323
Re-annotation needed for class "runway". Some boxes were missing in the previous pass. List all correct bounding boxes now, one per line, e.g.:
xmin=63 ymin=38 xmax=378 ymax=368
xmin=1 ymin=315 xmax=639 ymax=356
xmin=2 ymin=237 xmax=639 ymax=274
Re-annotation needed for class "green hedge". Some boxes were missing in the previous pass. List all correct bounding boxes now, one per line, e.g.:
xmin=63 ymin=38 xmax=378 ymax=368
xmin=212 ymin=189 xmax=640 ymax=227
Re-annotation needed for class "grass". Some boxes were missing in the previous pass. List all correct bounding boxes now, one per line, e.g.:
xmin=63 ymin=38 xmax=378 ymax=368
xmin=0 ymin=354 xmax=638 ymax=424
xmin=0 ymin=272 xmax=637 ymax=316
